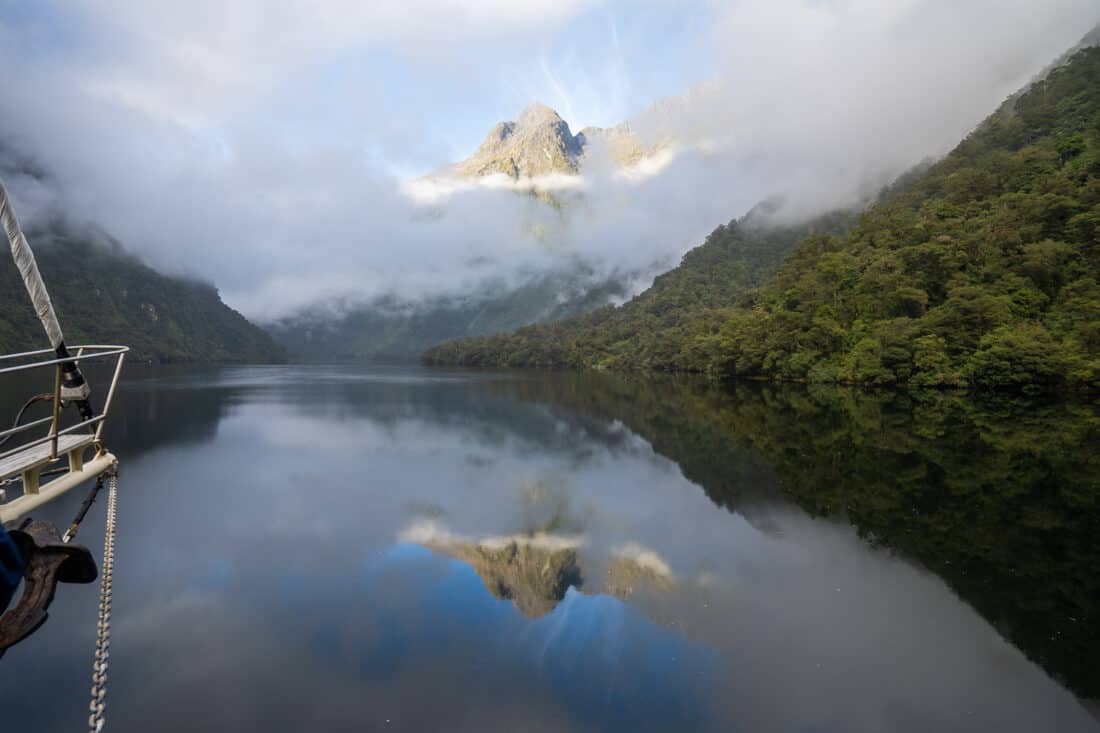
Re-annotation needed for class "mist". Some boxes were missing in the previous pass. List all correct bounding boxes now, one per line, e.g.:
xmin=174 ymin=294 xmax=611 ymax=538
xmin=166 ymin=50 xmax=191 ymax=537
xmin=0 ymin=1 xmax=1096 ymax=320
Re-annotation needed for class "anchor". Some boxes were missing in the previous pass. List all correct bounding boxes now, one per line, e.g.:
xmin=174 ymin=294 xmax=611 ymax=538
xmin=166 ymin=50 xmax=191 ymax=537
xmin=0 ymin=519 xmax=97 ymax=656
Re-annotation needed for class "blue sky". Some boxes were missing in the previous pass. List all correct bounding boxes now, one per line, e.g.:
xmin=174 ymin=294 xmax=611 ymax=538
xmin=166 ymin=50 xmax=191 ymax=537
xmin=344 ymin=3 xmax=721 ymax=175
xmin=1 ymin=0 xmax=721 ymax=176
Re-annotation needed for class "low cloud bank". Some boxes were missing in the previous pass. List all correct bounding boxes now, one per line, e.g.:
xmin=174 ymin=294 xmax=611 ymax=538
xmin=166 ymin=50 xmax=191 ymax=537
xmin=0 ymin=1 xmax=1094 ymax=319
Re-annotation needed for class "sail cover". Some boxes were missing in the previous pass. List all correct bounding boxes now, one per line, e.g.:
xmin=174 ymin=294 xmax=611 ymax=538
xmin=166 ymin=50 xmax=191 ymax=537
xmin=0 ymin=178 xmax=64 ymax=349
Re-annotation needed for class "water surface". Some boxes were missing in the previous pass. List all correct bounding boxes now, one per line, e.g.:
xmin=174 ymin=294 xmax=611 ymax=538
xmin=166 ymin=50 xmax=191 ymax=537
xmin=1 ymin=365 xmax=1097 ymax=731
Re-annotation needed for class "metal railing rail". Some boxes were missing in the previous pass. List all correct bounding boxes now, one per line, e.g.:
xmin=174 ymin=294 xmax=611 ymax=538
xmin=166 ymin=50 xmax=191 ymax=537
xmin=0 ymin=345 xmax=129 ymax=372
xmin=0 ymin=345 xmax=128 ymax=466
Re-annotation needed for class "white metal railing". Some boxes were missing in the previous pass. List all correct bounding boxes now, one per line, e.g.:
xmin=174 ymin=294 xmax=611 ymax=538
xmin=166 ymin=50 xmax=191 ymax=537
xmin=0 ymin=345 xmax=128 ymax=469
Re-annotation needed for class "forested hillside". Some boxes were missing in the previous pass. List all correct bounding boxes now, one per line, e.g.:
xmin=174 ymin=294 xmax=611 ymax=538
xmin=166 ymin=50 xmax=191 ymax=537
xmin=423 ymin=207 xmax=856 ymax=369
xmin=426 ymin=46 xmax=1100 ymax=390
xmin=0 ymin=231 xmax=285 ymax=363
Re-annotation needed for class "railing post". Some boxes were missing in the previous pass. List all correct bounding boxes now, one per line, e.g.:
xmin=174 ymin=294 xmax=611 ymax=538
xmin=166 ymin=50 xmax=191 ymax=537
xmin=68 ymin=446 xmax=84 ymax=473
xmin=50 ymin=363 xmax=61 ymax=460
xmin=95 ymin=352 xmax=126 ymax=443
xmin=21 ymin=466 xmax=40 ymax=495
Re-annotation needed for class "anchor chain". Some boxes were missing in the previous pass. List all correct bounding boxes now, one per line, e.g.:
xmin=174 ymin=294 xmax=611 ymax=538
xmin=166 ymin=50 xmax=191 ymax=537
xmin=88 ymin=468 xmax=117 ymax=733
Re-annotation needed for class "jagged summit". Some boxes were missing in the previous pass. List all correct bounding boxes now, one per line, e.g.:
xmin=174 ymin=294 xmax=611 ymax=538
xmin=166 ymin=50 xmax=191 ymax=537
xmin=454 ymin=103 xmax=642 ymax=179
xmin=456 ymin=101 xmax=582 ymax=178
xmin=516 ymin=102 xmax=565 ymax=127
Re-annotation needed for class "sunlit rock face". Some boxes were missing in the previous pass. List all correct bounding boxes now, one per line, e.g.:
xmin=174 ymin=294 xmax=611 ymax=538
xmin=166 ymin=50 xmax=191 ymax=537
xmin=407 ymin=520 xmax=690 ymax=621
xmin=455 ymin=104 xmax=582 ymax=179
xmin=452 ymin=103 xmax=645 ymax=180
xmin=427 ymin=538 xmax=583 ymax=619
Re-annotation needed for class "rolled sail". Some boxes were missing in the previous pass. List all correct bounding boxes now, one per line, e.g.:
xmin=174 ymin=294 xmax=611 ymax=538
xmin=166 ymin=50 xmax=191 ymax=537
xmin=0 ymin=178 xmax=64 ymax=350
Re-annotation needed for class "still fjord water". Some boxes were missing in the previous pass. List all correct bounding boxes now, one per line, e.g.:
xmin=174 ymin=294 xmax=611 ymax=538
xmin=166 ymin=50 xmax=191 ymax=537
xmin=1 ymin=365 xmax=1097 ymax=731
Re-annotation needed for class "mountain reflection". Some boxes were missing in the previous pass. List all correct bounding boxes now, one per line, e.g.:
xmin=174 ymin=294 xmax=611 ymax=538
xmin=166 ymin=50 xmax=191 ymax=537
xmin=405 ymin=524 xmax=584 ymax=619
xmin=404 ymin=521 xmax=682 ymax=622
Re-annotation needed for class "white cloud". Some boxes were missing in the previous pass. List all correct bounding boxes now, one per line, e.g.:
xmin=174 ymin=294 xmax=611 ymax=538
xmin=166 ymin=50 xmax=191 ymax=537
xmin=0 ymin=0 xmax=1096 ymax=320
xmin=612 ymin=541 xmax=674 ymax=579
xmin=636 ymin=0 xmax=1100 ymax=216
xmin=66 ymin=0 xmax=601 ymax=129
xmin=399 ymin=519 xmax=586 ymax=552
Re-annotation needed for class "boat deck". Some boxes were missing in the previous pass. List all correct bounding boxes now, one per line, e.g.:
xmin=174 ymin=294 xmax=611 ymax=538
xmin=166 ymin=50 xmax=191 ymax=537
xmin=0 ymin=434 xmax=96 ymax=482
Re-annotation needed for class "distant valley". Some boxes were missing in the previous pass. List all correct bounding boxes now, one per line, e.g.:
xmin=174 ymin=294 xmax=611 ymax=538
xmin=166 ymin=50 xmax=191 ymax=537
xmin=268 ymin=103 xmax=666 ymax=362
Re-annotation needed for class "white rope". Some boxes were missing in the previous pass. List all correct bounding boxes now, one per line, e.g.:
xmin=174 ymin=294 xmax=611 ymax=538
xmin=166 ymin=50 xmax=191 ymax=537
xmin=0 ymin=178 xmax=64 ymax=350
xmin=88 ymin=470 xmax=117 ymax=733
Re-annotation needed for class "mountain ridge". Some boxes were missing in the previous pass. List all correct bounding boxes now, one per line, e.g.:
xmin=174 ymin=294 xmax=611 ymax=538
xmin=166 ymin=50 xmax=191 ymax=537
xmin=452 ymin=102 xmax=646 ymax=179
xmin=0 ymin=228 xmax=287 ymax=363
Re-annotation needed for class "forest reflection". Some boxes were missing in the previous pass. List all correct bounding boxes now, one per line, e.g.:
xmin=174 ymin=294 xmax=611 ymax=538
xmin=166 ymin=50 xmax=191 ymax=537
xmin=490 ymin=371 xmax=1100 ymax=698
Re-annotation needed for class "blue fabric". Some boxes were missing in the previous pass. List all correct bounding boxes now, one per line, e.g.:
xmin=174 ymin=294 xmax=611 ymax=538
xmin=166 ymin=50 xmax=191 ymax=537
xmin=0 ymin=525 xmax=23 ymax=611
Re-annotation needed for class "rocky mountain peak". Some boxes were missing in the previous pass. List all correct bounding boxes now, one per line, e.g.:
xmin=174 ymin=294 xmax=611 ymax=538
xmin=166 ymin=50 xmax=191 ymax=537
xmin=455 ymin=103 xmax=582 ymax=179
xmin=452 ymin=103 xmax=649 ymax=180
xmin=517 ymin=102 xmax=565 ymax=128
